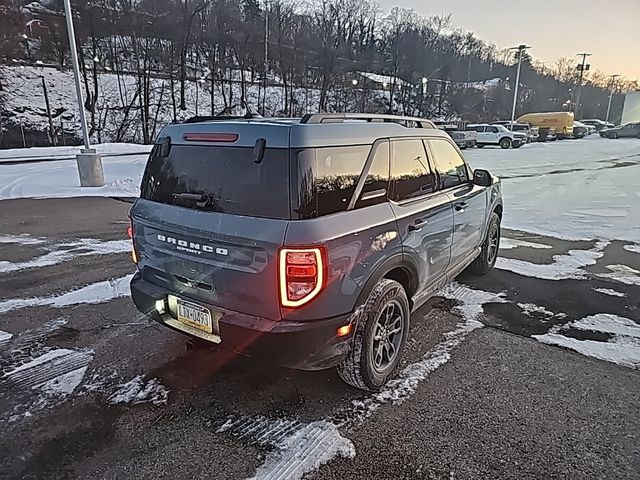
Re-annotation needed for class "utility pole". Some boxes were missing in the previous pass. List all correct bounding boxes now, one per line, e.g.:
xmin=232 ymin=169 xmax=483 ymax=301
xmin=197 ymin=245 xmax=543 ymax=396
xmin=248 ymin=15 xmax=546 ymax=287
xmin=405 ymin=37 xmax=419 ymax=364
xmin=574 ymin=52 xmax=592 ymax=118
xmin=262 ymin=0 xmax=269 ymax=115
xmin=605 ymin=74 xmax=620 ymax=124
xmin=509 ymin=44 xmax=531 ymax=130
xmin=63 ymin=0 xmax=104 ymax=187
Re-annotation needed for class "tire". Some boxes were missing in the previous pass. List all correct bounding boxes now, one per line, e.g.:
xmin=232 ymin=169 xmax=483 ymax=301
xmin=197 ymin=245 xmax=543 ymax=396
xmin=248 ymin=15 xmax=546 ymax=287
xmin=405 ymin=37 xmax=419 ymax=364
xmin=609 ymin=132 xmax=618 ymax=139
xmin=499 ymin=138 xmax=512 ymax=149
xmin=469 ymin=212 xmax=501 ymax=275
xmin=337 ymin=279 xmax=410 ymax=391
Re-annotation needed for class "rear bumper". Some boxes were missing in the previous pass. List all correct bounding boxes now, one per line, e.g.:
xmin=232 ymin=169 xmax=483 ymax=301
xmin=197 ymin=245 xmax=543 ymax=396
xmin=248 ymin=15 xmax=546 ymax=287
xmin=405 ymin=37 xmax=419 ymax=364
xmin=130 ymin=273 xmax=354 ymax=371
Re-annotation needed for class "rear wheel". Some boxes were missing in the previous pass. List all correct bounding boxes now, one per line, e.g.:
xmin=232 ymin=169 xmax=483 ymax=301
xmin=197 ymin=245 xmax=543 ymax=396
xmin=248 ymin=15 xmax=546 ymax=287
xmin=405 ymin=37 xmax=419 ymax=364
xmin=469 ymin=212 xmax=501 ymax=275
xmin=500 ymin=138 xmax=512 ymax=149
xmin=337 ymin=279 xmax=410 ymax=391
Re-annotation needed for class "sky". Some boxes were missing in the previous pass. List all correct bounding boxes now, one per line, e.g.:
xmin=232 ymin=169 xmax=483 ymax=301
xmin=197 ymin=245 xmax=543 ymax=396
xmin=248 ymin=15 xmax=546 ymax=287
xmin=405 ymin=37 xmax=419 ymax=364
xmin=376 ymin=0 xmax=640 ymax=80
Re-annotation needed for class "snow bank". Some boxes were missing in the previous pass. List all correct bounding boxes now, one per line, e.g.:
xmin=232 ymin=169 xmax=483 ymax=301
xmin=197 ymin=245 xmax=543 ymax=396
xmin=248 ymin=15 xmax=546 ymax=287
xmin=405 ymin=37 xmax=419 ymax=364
xmin=0 ymin=143 xmax=152 ymax=163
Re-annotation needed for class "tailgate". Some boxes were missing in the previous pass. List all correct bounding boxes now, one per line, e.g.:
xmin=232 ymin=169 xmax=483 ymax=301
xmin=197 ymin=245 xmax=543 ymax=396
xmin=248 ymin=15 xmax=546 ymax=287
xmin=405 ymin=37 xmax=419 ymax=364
xmin=131 ymin=199 xmax=286 ymax=321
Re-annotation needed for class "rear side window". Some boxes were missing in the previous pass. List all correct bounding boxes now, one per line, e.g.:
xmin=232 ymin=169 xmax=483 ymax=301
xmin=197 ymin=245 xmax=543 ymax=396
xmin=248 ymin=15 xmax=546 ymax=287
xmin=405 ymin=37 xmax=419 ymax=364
xmin=140 ymin=145 xmax=290 ymax=219
xmin=315 ymin=146 xmax=370 ymax=216
xmin=292 ymin=145 xmax=371 ymax=218
xmin=429 ymin=139 xmax=470 ymax=189
xmin=356 ymin=141 xmax=390 ymax=209
xmin=390 ymin=139 xmax=436 ymax=202
xmin=488 ymin=126 xmax=499 ymax=133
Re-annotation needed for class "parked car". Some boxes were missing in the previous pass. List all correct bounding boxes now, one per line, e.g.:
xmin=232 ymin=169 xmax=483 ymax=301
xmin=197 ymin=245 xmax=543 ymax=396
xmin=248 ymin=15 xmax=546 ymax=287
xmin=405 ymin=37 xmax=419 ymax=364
xmin=600 ymin=122 xmax=640 ymax=139
xmin=517 ymin=112 xmax=574 ymax=139
xmin=437 ymin=124 xmax=477 ymax=149
xmin=537 ymin=127 xmax=558 ymax=142
xmin=466 ymin=123 xmax=526 ymax=148
xmin=585 ymin=125 xmax=597 ymax=135
xmin=582 ymin=119 xmax=614 ymax=131
xmin=128 ymin=113 xmax=503 ymax=391
xmin=491 ymin=121 xmax=539 ymax=143
xmin=572 ymin=121 xmax=589 ymax=139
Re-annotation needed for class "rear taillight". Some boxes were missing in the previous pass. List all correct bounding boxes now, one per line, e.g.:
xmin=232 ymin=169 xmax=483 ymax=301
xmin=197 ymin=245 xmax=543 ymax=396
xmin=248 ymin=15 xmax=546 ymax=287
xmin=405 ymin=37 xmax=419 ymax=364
xmin=279 ymin=247 xmax=325 ymax=308
xmin=128 ymin=220 xmax=138 ymax=264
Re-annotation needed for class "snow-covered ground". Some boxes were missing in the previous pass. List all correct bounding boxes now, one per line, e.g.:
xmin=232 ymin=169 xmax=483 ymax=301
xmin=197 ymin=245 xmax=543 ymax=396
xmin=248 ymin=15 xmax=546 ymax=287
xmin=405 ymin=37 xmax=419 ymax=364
xmin=465 ymin=135 xmax=640 ymax=243
xmin=1 ymin=135 xmax=639 ymax=243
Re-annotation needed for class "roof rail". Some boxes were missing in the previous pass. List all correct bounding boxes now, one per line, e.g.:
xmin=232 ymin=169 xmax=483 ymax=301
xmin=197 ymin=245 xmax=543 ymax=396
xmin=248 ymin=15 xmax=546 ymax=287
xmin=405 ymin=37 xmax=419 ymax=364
xmin=300 ymin=113 xmax=435 ymax=129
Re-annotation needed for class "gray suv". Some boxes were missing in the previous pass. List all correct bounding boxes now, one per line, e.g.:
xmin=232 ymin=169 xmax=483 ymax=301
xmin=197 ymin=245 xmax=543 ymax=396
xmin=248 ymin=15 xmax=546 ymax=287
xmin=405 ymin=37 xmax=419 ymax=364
xmin=129 ymin=113 xmax=503 ymax=391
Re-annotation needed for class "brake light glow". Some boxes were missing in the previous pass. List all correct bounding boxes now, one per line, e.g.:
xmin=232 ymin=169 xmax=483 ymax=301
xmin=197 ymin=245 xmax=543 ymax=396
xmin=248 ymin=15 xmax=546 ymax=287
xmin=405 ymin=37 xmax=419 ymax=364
xmin=183 ymin=133 xmax=239 ymax=142
xmin=128 ymin=221 xmax=138 ymax=264
xmin=279 ymin=247 xmax=325 ymax=308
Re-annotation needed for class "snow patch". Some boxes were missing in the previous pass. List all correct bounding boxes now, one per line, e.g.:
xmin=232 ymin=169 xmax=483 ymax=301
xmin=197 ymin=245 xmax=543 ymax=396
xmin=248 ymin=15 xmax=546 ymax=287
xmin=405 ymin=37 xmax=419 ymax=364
xmin=495 ymin=241 xmax=609 ymax=280
xmin=592 ymin=287 xmax=627 ymax=298
xmin=0 ymin=239 xmax=131 ymax=273
xmin=570 ymin=314 xmax=640 ymax=338
xmin=518 ymin=303 xmax=566 ymax=319
xmin=0 ymin=274 xmax=133 ymax=313
xmin=248 ymin=421 xmax=355 ymax=480
xmin=108 ymin=375 xmax=169 ymax=406
xmin=0 ymin=330 xmax=13 ymax=343
xmin=499 ymin=238 xmax=552 ymax=250
xmin=623 ymin=244 xmax=640 ymax=254
xmin=0 ymin=233 xmax=46 ymax=245
xmin=40 ymin=366 xmax=89 ymax=396
xmin=597 ymin=264 xmax=640 ymax=286
xmin=534 ymin=333 xmax=640 ymax=368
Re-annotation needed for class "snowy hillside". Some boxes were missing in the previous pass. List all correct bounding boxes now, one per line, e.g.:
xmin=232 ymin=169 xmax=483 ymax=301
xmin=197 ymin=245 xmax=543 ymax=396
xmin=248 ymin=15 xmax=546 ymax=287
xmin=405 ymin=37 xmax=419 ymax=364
xmin=2 ymin=66 xmax=392 ymax=145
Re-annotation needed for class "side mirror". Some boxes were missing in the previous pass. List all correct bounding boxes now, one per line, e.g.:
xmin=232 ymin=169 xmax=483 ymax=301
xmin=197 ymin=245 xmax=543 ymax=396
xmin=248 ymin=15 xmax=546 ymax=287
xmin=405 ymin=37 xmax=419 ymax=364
xmin=473 ymin=169 xmax=493 ymax=187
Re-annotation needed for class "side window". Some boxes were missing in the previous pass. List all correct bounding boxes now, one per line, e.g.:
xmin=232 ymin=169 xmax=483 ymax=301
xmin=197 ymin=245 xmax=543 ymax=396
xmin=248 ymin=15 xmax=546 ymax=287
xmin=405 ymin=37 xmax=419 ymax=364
xmin=429 ymin=139 xmax=470 ymax=190
xmin=390 ymin=139 xmax=436 ymax=202
xmin=488 ymin=126 xmax=499 ymax=133
xmin=315 ymin=145 xmax=370 ymax=217
xmin=475 ymin=126 xmax=484 ymax=133
xmin=356 ymin=141 xmax=390 ymax=209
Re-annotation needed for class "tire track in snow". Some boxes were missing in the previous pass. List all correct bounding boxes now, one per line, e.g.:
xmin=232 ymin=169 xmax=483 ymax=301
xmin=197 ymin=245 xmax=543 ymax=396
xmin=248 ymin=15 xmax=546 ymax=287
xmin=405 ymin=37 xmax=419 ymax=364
xmin=0 ymin=274 xmax=133 ymax=314
xmin=0 ymin=238 xmax=131 ymax=273
xmin=216 ymin=283 xmax=508 ymax=480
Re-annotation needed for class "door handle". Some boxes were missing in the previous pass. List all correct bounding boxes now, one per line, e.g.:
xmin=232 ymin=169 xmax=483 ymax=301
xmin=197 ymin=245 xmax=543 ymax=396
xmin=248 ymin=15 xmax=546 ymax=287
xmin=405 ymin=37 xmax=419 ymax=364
xmin=455 ymin=202 xmax=468 ymax=212
xmin=408 ymin=219 xmax=427 ymax=232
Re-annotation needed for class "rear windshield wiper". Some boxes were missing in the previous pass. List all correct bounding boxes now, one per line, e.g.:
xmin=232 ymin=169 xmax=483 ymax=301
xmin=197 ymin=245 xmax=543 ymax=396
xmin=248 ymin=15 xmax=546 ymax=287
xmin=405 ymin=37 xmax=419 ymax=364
xmin=172 ymin=192 xmax=211 ymax=209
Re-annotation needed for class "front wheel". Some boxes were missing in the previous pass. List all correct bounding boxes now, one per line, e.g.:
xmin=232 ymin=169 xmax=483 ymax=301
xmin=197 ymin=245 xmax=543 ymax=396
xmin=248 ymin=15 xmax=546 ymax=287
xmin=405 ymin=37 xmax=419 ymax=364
xmin=499 ymin=138 xmax=512 ymax=149
xmin=469 ymin=212 xmax=501 ymax=275
xmin=609 ymin=132 xmax=618 ymax=139
xmin=337 ymin=279 xmax=410 ymax=391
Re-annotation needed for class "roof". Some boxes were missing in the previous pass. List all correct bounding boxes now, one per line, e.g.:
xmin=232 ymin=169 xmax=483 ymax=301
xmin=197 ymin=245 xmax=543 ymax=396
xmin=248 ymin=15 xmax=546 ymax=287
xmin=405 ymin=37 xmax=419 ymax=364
xmin=158 ymin=114 xmax=447 ymax=148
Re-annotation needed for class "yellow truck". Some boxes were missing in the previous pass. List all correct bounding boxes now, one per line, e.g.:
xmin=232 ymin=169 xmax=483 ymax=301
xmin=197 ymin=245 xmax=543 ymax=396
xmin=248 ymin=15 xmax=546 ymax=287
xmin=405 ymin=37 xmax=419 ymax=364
xmin=517 ymin=112 xmax=575 ymax=139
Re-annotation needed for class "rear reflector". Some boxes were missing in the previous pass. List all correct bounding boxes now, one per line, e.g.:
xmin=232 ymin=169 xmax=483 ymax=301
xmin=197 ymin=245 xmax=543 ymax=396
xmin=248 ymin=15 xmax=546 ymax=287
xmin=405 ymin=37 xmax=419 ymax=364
xmin=128 ymin=221 xmax=138 ymax=264
xmin=337 ymin=324 xmax=352 ymax=337
xmin=183 ymin=133 xmax=239 ymax=143
xmin=279 ymin=247 xmax=325 ymax=308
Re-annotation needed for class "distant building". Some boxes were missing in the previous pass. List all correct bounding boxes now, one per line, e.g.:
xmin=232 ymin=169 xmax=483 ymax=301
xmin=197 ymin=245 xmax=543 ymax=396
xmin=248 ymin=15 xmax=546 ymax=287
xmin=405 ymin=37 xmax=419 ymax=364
xmin=26 ymin=19 xmax=49 ymax=39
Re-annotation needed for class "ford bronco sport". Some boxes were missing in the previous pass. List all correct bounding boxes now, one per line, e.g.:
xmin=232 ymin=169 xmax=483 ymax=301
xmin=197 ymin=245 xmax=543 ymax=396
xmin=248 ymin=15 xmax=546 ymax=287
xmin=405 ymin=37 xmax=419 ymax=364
xmin=129 ymin=113 xmax=503 ymax=391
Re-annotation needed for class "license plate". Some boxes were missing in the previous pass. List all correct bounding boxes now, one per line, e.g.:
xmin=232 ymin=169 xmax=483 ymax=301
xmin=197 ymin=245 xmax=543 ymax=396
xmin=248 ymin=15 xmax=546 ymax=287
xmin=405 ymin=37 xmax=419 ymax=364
xmin=176 ymin=298 xmax=213 ymax=334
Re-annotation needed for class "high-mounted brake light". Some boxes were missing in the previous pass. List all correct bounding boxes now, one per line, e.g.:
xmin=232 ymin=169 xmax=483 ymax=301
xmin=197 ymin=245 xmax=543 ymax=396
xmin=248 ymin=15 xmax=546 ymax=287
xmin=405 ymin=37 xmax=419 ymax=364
xmin=279 ymin=247 xmax=325 ymax=308
xmin=183 ymin=133 xmax=239 ymax=143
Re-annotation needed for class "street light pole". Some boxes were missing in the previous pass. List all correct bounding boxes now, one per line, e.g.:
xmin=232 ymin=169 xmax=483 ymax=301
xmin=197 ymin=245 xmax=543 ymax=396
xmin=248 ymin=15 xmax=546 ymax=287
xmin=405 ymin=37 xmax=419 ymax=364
xmin=63 ymin=0 xmax=104 ymax=187
xmin=509 ymin=44 xmax=530 ymax=130
xmin=574 ymin=52 xmax=591 ymax=118
xmin=605 ymin=74 xmax=620 ymax=124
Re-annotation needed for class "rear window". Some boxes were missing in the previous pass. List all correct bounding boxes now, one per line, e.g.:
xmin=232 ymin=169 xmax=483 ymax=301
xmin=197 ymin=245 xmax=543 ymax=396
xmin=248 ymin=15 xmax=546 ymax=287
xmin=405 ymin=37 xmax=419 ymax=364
xmin=140 ymin=145 xmax=290 ymax=219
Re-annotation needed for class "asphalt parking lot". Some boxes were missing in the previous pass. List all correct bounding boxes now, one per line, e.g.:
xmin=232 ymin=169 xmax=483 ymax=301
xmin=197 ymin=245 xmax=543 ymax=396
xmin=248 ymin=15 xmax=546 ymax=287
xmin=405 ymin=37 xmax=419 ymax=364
xmin=0 ymin=197 xmax=638 ymax=480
